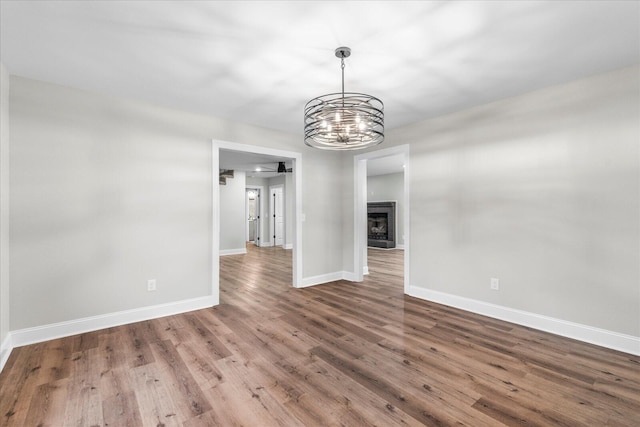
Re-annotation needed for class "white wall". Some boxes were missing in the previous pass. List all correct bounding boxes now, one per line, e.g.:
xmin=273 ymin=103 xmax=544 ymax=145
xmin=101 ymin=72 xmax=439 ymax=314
xmin=8 ymin=76 xmax=346 ymax=331
xmin=0 ymin=63 xmax=10 ymax=356
xmin=220 ymin=171 xmax=246 ymax=252
xmin=386 ymin=66 xmax=639 ymax=338
xmin=367 ymin=172 xmax=404 ymax=247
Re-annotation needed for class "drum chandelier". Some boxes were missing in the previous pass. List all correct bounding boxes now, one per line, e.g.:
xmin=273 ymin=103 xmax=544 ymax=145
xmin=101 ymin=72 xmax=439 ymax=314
xmin=304 ymin=47 xmax=384 ymax=150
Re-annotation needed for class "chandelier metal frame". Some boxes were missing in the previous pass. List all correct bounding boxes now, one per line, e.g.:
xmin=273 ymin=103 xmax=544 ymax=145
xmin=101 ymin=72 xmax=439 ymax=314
xmin=304 ymin=47 xmax=384 ymax=150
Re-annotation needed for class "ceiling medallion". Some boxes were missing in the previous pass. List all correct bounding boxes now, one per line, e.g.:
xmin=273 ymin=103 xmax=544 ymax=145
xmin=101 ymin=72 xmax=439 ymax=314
xmin=304 ymin=47 xmax=384 ymax=150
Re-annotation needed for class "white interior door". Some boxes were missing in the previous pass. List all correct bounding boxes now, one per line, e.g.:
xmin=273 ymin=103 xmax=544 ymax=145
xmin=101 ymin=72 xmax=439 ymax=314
xmin=246 ymin=188 xmax=260 ymax=245
xmin=270 ymin=186 xmax=284 ymax=246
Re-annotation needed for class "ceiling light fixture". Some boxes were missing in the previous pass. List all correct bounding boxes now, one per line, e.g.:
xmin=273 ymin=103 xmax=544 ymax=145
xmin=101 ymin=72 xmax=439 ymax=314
xmin=304 ymin=47 xmax=384 ymax=150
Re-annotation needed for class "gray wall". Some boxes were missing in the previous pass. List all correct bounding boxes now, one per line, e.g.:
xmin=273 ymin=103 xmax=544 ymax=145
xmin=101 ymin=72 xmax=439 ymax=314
xmin=9 ymin=77 xmax=213 ymax=329
xmin=8 ymin=76 xmax=345 ymax=330
xmin=388 ymin=66 xmax=639 ymax=337
xmin=341 ymin=154 xmax=356 ymax=274
xmin=220 ymin=171 xmax=246 ymax=251
xmin=303 ymin=151 xmax=344 ymax=275
xmin=6 ymin=63 xmax=637 ymax=346
xmin=367 ymin=172 xmax=404 ymax=247
xmin=0 ymin=63 xmax=9 ymax=345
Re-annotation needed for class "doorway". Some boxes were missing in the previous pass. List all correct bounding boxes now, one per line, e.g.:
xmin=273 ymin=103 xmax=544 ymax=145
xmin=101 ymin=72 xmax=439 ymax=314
xmin=354 ymin=145 xmax=410 ymax=292
xmin=212 ymin=140 xmax=303 ymax=305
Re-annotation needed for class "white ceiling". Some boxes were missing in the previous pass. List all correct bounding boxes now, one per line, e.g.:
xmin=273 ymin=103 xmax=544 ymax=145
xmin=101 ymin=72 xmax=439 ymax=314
xmin=1 ymin=1 xmax=638 ymax=138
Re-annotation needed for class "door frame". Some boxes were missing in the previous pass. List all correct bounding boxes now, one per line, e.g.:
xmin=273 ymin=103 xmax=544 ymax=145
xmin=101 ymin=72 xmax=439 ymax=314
xmin=353 ymin=144 xmax=410 ymax=293
xmin=212 ymin=140 xmax=302 ymax=304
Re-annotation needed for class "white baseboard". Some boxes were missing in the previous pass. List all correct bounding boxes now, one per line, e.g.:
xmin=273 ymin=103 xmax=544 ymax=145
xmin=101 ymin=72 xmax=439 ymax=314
xmin=300 ymin=271 xmax=356 ymax=288
xmin=342 ymin=271 xmax=358 ymax=282
xmin=1 ymin=295 xmax=216 ymax=372
xmin=0 ymin=333 xmax=12 ymax=373
xmin=299 ymin=270 xmax=363 ymax=287
xmin=283 ymin=243 xmax=293 ymax=250
xmin=408 ymin=286 xmax=640 ymax=356
xmin=396 ymin=244 xmax=405 ymax=250
xmin=363 ymin=266 xmax=369 ymax=276
xmin=219 ymin=248 xmax=247 ymax=256
xmin=298 ymin=269 xmax=366 ymax=287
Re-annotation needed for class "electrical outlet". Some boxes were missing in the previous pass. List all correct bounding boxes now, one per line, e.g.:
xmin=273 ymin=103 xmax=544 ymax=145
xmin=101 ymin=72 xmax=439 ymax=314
xmin=147 ymin=279 xmax=157 ymax=292
xmin=491 ymin=278 xmax=500 ymax=290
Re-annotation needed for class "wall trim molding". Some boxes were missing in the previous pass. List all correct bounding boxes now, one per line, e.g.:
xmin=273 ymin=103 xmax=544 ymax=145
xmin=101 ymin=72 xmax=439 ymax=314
xmin=342 ymin=271 xmax=358 ymax=282
xmin=408 ymin=286 xmax=640 ymax=356
xmin=6 ymin=295 xmax=215 ymax=364
xmin=0 ymin=333 xmax=11 ymax=372
xmin=283 ymin=243 xmax=293 ymax=250
xmin=219 ymin=248 xmax=247 ymax=256
xmin=301 ymin=271 xmax=356 ymax=288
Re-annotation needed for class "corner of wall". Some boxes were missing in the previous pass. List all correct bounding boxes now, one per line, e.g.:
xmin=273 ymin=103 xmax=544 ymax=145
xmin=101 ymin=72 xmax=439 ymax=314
xmin=0 ymin=332 xmax=11 ymax=372
xmin=0 ymin=62 xmax=11 ymax=369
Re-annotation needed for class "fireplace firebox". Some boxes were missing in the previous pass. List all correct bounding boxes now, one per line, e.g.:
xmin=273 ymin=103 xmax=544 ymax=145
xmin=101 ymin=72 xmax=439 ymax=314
xmin=367 ymin=201 xmax=396 ymax=248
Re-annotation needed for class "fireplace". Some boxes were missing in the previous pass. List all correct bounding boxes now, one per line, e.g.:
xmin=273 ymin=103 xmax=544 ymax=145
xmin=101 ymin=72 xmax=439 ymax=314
xmin=367 ymin=201 xmax=396 ymax=248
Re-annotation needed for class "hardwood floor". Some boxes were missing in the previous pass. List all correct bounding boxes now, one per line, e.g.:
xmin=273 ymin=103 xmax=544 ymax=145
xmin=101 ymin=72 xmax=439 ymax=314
xmin=1 ymin=243 xmax=639 ymax=426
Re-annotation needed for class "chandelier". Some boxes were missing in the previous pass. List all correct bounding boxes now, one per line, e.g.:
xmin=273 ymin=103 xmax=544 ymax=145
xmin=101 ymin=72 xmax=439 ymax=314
xmin=304 ymin=47 xmax=384 ymax=150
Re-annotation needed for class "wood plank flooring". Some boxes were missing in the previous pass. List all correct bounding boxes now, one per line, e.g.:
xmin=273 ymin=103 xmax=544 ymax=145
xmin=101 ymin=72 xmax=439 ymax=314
xmin=1 ymin=244 xmax=639 ymax=426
